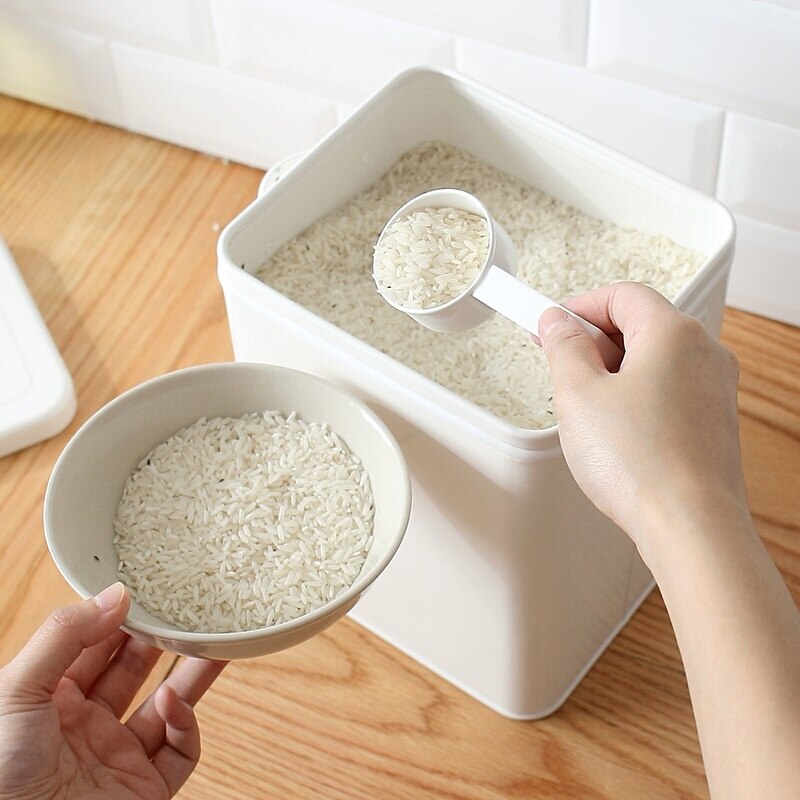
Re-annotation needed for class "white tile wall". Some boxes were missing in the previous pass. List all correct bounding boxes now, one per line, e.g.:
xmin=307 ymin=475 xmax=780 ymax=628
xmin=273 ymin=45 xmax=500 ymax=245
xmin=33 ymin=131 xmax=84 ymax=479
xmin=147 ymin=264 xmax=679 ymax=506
xmin=458 ymin=41 xmax=724 ymax=193
xmin=335 ymin=0 xmax=589 ymax=64
xmin=111 ymin=44 xmax=337 ymax=169
xmin=588 ymin=0 xmax=800 ymax=129
xmin=727 ymin=215 xmax=800 ymax=325
xmin=212 ymin=0 xmax=454 ymax=104
xmin=0 ymin=9 xmax=121 ymax=123
xmin=717 ymin=114 xmax=800 ymax=233
xmin=0 ymin=0 xmax=217 ymax=62
xmin=1 ymin=0 xmax=799 ymax=325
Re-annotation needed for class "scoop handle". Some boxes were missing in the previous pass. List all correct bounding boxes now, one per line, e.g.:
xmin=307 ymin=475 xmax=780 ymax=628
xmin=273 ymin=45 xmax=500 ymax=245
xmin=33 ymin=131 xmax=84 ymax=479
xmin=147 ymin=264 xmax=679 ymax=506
xmin=472 ymin=264 xmax=623 ymax=371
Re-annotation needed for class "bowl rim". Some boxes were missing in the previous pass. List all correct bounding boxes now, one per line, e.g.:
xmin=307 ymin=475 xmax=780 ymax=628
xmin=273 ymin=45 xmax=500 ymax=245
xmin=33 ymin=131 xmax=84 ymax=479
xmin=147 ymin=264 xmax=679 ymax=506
xmin=43 ymin=362 xmax=412 ymax=644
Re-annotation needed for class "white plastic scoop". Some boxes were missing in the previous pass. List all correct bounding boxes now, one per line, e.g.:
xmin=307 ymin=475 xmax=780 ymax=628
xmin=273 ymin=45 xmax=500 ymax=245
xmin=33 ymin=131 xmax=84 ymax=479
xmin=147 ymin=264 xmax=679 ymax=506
xmin=373 ymin=189 xmax=622 ymax=371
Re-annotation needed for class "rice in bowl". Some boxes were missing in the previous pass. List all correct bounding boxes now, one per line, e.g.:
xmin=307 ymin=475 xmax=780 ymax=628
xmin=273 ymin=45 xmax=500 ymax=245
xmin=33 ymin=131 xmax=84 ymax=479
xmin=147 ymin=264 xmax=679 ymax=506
xmin=113 ymin=410 xmax=374 ymax=633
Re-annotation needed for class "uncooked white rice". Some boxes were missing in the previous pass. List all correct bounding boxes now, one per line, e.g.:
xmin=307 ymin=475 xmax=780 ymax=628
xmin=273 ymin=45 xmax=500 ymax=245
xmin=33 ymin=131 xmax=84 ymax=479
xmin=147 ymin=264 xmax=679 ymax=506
xmin=374 ymin=206 xmax=489 ymax=309
xmin=113 ymin=411 xmax=374 ymax=633
xmin=257 ymin=142 xmax=706 ymax=430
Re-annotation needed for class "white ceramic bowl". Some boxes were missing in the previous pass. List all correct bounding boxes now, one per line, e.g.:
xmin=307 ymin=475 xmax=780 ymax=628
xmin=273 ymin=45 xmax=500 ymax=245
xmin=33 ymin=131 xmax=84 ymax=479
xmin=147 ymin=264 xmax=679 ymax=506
xmin=44 ymin=363 xmax=411 ymax=659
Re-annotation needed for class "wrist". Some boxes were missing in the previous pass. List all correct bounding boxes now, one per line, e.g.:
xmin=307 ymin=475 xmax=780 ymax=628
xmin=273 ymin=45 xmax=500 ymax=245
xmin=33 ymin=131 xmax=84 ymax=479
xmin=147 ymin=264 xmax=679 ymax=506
xmin=630 ymin=482 xmax=756 ymax=579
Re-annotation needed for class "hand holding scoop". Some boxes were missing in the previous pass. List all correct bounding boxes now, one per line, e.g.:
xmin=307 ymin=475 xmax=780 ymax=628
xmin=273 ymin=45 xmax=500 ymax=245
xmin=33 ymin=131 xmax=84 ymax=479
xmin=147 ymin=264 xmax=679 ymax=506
xmin=372 ymin=189 xmax=622 ymax=371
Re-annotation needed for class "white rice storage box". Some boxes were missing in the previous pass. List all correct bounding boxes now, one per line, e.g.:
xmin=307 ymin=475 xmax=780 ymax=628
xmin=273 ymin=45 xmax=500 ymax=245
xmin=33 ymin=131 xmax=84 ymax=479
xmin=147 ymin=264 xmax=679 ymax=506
xmin=217 ymin=68 xmax=735 ymax=719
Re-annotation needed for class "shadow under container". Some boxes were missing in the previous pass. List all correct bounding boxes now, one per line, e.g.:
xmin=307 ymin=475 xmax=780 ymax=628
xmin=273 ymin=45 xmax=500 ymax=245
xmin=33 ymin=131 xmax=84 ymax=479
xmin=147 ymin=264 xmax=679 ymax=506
xmin=217 ymin=68 xmax=736 ymax=719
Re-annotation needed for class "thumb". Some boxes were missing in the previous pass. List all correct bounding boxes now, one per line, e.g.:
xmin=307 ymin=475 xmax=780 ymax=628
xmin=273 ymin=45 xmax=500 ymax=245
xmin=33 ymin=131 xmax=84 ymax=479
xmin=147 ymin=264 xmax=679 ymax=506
xmin=538 ymin=307 xmax=605 ymax=393
xmin=7 ymin=583 xmax=130 ymax=698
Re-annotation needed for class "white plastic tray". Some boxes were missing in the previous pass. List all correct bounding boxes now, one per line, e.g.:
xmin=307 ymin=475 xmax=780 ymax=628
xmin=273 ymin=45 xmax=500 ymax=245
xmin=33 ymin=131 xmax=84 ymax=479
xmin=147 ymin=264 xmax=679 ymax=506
xmin=0 ymin=239 xmax=76 ymax=457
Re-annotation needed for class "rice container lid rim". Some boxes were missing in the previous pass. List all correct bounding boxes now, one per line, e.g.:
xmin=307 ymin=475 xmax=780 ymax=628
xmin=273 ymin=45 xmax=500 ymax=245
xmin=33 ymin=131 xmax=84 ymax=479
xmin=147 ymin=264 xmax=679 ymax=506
xmin=224 ymin=65 xmax=736 ymax=248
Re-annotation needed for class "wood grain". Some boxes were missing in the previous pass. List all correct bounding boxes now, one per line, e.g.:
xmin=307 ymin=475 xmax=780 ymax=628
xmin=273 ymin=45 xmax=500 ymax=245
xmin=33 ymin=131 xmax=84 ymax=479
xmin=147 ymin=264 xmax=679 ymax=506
xmin=0 ymin=95 xmax=797 ymax=799
xmin=0 ymin=95 xmax=253 ymax=712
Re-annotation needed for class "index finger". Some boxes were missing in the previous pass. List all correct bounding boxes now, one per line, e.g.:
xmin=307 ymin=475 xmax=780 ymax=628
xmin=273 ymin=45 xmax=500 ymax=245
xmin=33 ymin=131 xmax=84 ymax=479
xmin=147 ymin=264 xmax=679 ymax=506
xmin=563 ymin=281 xmax=676 ymax=340
xmin=4 ymin=585 xmax=130 ymax=699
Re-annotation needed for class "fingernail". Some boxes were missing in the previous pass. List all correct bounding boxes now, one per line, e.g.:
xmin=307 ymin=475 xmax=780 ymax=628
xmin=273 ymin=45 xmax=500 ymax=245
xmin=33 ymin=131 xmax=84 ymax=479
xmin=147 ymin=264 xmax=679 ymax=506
xmin=95 ymin=582 xmax=125 ymax=612
xmin=538 ymin=308 xmax=572 ymax=340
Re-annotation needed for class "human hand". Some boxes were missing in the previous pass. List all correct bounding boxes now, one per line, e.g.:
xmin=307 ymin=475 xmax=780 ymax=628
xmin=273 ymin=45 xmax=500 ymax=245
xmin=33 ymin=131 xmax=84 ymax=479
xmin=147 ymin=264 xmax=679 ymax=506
xmin=0 ymin=583 xmax=226 ymax=800
xmin=538 ymin=282 xmax=747 ymax=563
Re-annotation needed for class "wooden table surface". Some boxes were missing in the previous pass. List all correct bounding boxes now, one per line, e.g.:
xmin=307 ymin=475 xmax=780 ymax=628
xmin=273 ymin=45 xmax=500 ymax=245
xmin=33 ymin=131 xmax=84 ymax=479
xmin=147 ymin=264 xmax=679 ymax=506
xmin=1 ymin=95 xmax=798 ymax=800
